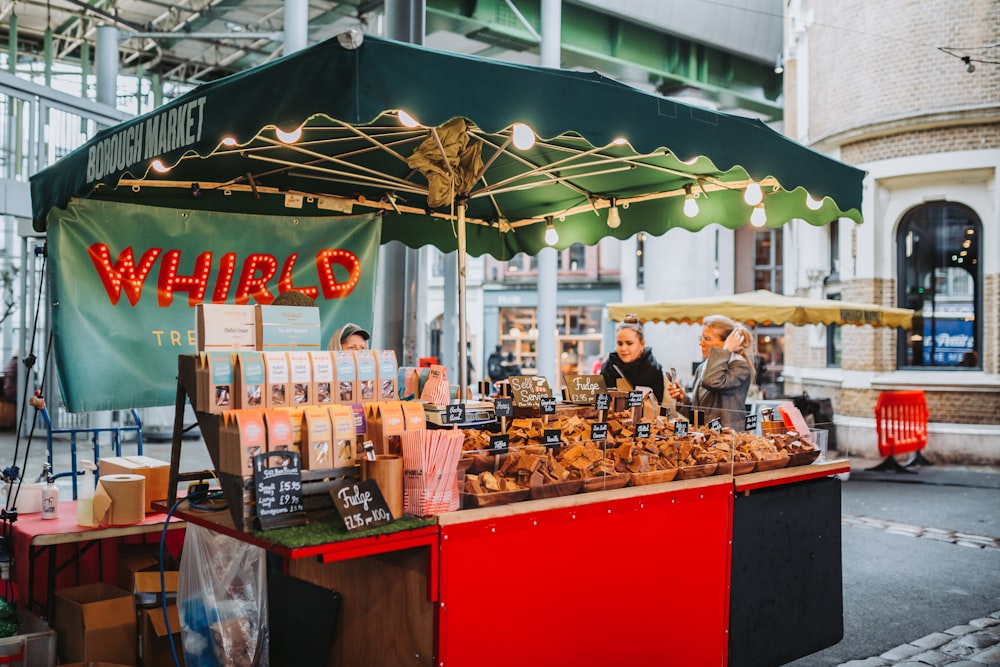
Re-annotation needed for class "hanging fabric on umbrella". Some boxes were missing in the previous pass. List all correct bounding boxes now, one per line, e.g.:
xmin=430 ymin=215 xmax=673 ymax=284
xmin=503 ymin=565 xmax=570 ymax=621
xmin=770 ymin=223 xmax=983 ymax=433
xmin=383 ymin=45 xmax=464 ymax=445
xmin=406 ymin=117 xmax=484 ymax=209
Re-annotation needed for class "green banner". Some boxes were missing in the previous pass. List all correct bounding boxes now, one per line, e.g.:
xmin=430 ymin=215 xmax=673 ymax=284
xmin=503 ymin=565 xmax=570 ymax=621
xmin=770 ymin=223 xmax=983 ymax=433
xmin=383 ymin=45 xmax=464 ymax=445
xmin=48 ymin=199 xmax=381 ymax=412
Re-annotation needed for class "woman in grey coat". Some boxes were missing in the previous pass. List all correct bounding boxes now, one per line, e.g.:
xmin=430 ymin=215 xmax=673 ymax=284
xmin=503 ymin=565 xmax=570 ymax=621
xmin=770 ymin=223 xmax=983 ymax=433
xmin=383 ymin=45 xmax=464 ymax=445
xmin=667 ymin=315 xmax=756 ymax=431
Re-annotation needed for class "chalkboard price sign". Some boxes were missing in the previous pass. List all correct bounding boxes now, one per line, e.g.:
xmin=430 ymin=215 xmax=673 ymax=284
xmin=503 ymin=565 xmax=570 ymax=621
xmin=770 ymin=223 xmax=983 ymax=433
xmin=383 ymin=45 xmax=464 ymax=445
xmin=590 ymin=422 xmax=608 ymax=441
xmin=508 ymin=375 xmax=551 ymax=408
xmin=254 ymin=452 xmax=307 ymax=531
xmin=489 ymin=433 xmax=510 ymax=455
xmin=543 ymin=429 xmax=561 ymax=447
xmin=494 ymin=397 xmax=514 ymax=418
xmin=445 ymin=403 xmax=466 ymax=425
xmin=595 ymin=393 xmax=611 ymax=411
xmin=636 ymin=422 xmax=651 ymax=439
xmin=540 ymin=396 xmax=556 ymax=415
xmin=329 ymin=480 xmax=394 ymax=532
xmin=627 ymin=390 xmax=644 ymax=407
xmin=673 ymin=420 xmax=688 ymax=437
xmin=744 ymin=413 xmax=759 ymax=432
xmin=707 ymin=418 xmax=723 ymax=433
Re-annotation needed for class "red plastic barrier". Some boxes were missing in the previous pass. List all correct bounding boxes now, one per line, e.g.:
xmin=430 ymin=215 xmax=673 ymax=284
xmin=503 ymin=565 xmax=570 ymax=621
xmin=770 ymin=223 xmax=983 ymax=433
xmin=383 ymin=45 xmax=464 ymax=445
xmin=875 ymin=390 xmax=928 ymax=457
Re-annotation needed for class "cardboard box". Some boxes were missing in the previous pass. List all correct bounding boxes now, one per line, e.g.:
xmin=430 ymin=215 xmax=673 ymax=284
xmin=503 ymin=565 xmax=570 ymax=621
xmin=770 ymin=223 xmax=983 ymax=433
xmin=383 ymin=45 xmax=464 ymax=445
xmin=117 ymin=544 xmax=179 ymax=608
xmin=138 ymin=605 xmax=181 ymax=667
xmin=310 ymin=351 xmax=334 ymax=405
xmin=376 ymin=350 xmax=399 ymax=400
xmin=233 ymin=351 xmax=265 ymax=409
xmin=368 ymin=402 xmax=405 ymax=456
xmin=219 ymin=410 xmax=267 ymax=477
xmin=52 ymin=582 xmax=136 ymax=666
xmin=98 ymin=457 xmax=169 ymax=513
xmin=332 ymin=351 xmax=357 ymax=404
xmin=255 ymin=304 xmax=321 ymax=351
xmin=262 ymin=351 xmax=291 ymax=408
xmin=287 ymin=351 xmax=312 ymax=406
xmin=328 ymin=404 xmax=356 ymax=467
xmin=200 ymin=351 xmax=234 ymax=413
xmin=195 ymin=303 xmax=256 ymax=352
xmin=301 ymin=406 xmax=333 ymax=470
xmin=264 ymin=409 xmax=299 ymax=467
xmin=354 ymin=350 xmax=377 ymax=402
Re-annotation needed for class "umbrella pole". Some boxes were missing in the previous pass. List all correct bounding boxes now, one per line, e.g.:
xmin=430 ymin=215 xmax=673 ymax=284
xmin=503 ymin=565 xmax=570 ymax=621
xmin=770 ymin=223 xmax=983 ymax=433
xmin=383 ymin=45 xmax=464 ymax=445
xmin=458 ymin=199 xmax=468 ymax=401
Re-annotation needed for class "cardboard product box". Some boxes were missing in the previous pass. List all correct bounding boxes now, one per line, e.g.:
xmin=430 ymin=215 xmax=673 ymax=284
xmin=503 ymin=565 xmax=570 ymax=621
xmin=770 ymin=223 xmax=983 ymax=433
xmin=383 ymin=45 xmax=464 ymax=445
xmin=353 ymin=350 xmax=377 ymax=402
xmin=138 ymin=605 xmax=181 ymax=667
xmin=98 ymin=456 xmax=170 ymax=513
xmin=285 ymin=407 xmax=305 ymax=448
xmin=195 ymin=303 xmax=256 ymax=353
xmin=376 ymin=350 xmax=399 ymax=400
xmin=200 ymin=351 xmax=235 ymax=413
xmin=351 ymin=403 xmax=368 ymax=442
xmin=369 ymin=402 xmax=406 ymax=456
xmin=310 ymin=351 xmax=334 ymax=405
xmin=264 ymin=409 xmax=299 ymax=467
xmin=219 ymin=410 xmax=267 ymax=477
xmin=301 ymin=406 xmax=333 ymax=470
xmin=233 ymin=351 xmax=265 ymax=409
xmin=117 ymin=544 xmax=179 ymax=608
xmin=400 ymin=400 xmax=426 ymax=432
xmin=327 ymin=404 xmax=356 ymax=468
xmin=332 ymin=351 xmax=358 ymax=404
xmin=255 ymin=304 xmax=321 ymax=351
xmin=52 ymin=582 xmax=137 ymax=666
xmin=262 ymin=351 xmax=291 ymax=409
xmin=287 ymin=350 xmax=312 ymax=406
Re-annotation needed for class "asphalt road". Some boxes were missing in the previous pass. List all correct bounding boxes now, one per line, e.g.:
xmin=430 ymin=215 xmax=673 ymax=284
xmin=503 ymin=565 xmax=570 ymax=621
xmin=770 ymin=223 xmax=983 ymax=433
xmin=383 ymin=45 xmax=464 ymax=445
xmin=787 ymin=464 xmax=1000 ymax=666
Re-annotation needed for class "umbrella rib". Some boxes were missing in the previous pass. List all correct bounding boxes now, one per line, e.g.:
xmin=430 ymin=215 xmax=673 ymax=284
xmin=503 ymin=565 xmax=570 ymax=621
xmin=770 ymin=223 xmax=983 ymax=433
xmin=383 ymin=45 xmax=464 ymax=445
xmin=246 ymin=153 xmax=427 ymax=195
xmin=253 ymin=136 xmax=418 ymax=190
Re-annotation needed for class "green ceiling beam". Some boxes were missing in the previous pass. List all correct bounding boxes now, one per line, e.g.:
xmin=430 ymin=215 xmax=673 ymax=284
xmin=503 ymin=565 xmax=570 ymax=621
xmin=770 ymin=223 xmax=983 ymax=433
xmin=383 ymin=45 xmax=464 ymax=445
xmin=427 ymin=0 xmax=783 ymax=120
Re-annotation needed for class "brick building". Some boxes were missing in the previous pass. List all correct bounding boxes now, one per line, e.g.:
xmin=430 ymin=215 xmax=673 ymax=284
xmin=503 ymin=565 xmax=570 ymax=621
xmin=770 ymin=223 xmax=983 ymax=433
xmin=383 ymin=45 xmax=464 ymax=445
xmin=782 ymin=0 xmax=1000 ymax=463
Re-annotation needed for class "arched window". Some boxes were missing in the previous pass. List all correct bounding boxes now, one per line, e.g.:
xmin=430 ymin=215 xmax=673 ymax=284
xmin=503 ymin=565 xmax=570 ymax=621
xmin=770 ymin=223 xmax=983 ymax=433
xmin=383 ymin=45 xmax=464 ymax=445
xmin=897 ymin=202 xmax=981 ymax=369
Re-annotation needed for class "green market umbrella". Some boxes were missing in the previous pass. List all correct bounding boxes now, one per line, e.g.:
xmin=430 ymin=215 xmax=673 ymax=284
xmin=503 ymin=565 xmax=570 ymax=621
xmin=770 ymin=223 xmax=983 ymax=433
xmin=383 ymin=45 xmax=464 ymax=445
xmin=30 ymin=30 xmax=866 ymax=396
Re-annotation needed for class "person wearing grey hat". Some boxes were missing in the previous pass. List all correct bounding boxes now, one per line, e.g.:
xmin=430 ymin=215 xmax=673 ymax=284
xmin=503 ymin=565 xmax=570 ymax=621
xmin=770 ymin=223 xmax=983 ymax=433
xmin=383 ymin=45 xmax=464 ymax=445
xmin=328 ymin=322 xmax=371 ymax=351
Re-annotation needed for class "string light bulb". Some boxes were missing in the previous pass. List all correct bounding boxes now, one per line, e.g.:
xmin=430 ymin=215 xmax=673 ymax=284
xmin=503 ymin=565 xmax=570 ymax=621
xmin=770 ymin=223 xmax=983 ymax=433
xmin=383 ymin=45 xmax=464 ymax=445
xmin=275 ymin=126 xmax=302 ymax=143
xmin=398 ymin=110 xmax=421 ymax=127
xmin=962 ymin=56 xmax=975 ymax=73
xmin=751 ymin=202 xmax=767 ymax=227
xmin=607 ymin=200 xmax=622 ymax=229
xmin=683 ymin=184 xmax=699 ymax=218
xmin=744 ymin=182 xmax=763 ymax=206
xmin=544 ymin=217 xmax=559 ymax=246
xmin=151 ymin=159 xmax=170 ymax=174
xmin=805 ymin=193 xmax=824 ymax=210
xmin=511 ymin=123 xmax=535 ymax=150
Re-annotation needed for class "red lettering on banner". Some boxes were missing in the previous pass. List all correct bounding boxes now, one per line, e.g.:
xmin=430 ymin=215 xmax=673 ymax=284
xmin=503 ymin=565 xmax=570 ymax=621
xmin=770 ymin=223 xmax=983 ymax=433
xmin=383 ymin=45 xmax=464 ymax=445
xmin=157 ymin=250 xmax=212 ymax=306
xmin=277 ymin=254 xmax=319 ymax=301
xmin=88 ymin=243 xmax=162 ymax=306
xmin=212 ymin=253 xmax=237 ymax=302
xmin=233 ymin=254 xmax=278 ymax=304
xmin=316 ymin=249 xmax=361 ymax=299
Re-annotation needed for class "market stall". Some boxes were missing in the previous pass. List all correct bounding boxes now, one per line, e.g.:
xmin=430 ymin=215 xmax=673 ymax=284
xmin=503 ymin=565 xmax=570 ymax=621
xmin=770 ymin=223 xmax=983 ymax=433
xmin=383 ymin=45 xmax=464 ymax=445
xmin=24 ymin=28 xmax=867 ymax=667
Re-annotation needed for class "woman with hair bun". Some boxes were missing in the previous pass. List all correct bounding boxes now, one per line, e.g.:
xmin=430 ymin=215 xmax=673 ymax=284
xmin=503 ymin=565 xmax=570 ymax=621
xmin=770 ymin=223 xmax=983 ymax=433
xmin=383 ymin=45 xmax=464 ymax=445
xmin=667 ymin=314 xmax=756 ymax=431
xmin=599 ymin=314 xmax=665 ymax=402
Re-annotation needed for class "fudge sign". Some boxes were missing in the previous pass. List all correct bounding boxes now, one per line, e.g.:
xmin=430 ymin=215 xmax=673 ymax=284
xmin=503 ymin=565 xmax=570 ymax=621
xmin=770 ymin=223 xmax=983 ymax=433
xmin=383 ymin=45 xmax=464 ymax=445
xmin=329 ymin=480 xmax=393 ymax=532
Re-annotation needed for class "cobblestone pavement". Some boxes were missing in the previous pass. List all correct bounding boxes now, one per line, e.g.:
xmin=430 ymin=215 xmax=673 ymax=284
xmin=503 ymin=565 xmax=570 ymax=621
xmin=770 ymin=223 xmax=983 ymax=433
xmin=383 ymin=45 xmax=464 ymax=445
xmin=839 ymin=611 xmax=1000 ymax=666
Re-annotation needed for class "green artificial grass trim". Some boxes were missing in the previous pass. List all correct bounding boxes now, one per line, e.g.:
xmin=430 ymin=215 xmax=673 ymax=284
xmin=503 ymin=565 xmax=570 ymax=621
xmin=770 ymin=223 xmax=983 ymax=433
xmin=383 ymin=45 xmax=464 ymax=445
xmin=252 ymin=515 xmax=437 ymax=549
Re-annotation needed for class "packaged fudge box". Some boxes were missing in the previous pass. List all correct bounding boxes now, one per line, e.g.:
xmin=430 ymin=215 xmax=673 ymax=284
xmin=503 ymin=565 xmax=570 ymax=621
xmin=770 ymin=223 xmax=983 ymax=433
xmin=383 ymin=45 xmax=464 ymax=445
xmin=255 ymin=304 xmax=321 ymax=351
xmin=263 ymin=409 xmax=299 ymax=468
xmin=369 ymin=401 xmax=405 ymax=456
xmin=200 ymin=351 xmax=234 ymax=413
xmin=262 ymin=351 xmax=290 ymax=409
xmin=377 ymin=350 xmax=399 ymax=400
xmin=219 ymin=409 xmax=266 ymax=477
xmin=233 ymin=351 xmax=265 ymax=409
xmin=333 ymin=351 xmax=358 ymax=404
xmin=195 ymin=303 xmax=256 ymax=352
xmin=301 ymin=406 xmax=333 ymax=470
xmin=328 ymin=404 xmax=356 ymax=468
xmin=287 ymin=351 xmax=312 ymax=406
xmin=310 ymin=351 xmax=334 ymax=405
xmin=400 ymin=400 xmax=426 ymax=433
xmin=353 ymin=350 xmax=377 ymax=403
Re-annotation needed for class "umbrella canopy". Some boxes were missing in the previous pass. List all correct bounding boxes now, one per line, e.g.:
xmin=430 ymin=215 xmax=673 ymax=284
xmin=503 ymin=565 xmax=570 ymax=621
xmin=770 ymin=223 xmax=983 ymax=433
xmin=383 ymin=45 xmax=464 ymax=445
xmin=608 ymin=290 xmax=914 ymax=329
xmin=31 ymin=30 xmax=865 ymax=259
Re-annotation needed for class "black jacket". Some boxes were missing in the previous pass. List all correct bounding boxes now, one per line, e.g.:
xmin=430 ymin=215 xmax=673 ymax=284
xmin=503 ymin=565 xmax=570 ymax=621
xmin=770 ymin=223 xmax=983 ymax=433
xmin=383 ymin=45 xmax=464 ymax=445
xmin=599 ymin=347 xmax=665 ymax=402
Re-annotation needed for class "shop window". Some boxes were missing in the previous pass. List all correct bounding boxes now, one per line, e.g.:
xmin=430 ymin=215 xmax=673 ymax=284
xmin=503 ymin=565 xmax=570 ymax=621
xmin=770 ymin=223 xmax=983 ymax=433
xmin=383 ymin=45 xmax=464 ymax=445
xmin=897 ymin=202 xmax=981 ymax=369
xmin=498 ymin=305 xmax=605 ymax=379
xmin=753 ymin=229 xmax=783 ymax=291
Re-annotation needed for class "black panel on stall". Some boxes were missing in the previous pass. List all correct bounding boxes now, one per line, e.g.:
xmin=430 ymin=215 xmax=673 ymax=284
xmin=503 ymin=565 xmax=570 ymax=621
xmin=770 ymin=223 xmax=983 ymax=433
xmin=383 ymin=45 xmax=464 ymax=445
xmin=269 ymin=570 xmax=342 ymax=666
xmin=729 ymin=477 xmax=844 ymax=666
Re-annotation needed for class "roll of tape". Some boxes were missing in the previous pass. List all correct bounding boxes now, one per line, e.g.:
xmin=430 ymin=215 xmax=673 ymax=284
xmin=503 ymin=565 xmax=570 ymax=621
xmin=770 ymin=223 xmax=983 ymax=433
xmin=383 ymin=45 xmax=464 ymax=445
xmin=94 ymin=473 xmax=146 ymax=525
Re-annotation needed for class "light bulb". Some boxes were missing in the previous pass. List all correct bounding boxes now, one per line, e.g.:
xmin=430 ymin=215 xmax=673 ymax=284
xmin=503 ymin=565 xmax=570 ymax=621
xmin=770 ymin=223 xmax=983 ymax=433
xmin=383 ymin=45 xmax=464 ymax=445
xmin=398 ymin=110 xmax=420 ymax=127
xmin=607 ymin=204 xmax=621 ymax=229
xmin=512 ymin=123 xmax=535 ymax=150
xmin=544 ymin=218 xmax=559 ymax=246
xmin=805 ymin=193 xmax=823 ymax=210
xmin=275 ymin=126 xmax=302 ymax=143
xmin=751 ymin=203 xmax=767 ymax=227
xmin=744 ymin=182 xmax=763 ymax=206
xmin=221 ymin=136 xmax=237 ymax=146
xmin=683 ymin=184 xmax=699 ymax=218
xmin=151 ymin=159 xmax=170 ymax=174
